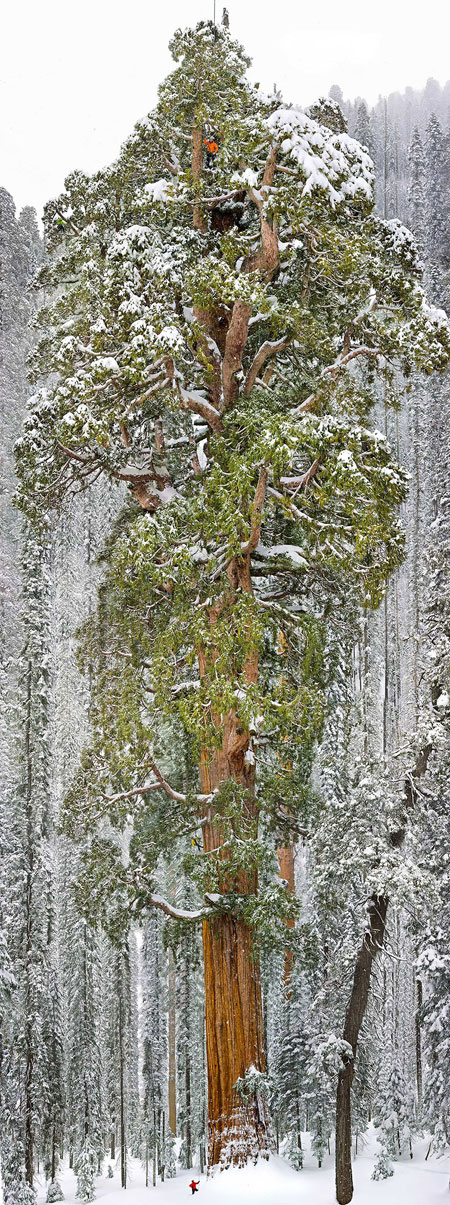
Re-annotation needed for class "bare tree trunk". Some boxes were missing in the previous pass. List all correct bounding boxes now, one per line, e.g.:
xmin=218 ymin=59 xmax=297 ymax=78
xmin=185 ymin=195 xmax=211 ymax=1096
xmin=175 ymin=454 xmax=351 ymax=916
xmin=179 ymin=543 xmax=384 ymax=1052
xmin=198 ymin=557 xmax=271 ymax=1167
xmin=118 ymin=985 xmax=127 ymax=1189
xmin=335 ymin=735 xmax=432 ymax=1204
xmin=202 ymin=908 xmax=268 ymax=1164
xmin=185 ymin=964 xmax=192 ymax=1170
xmin=161 ymin=1112 xmax=166 ymax=1182
xmin=415 ymin=970 xmax=423 ymax=1110
xmin=335 ymin=895 xmax=388 ymax=1205
xmin=25 ymin=659 xmax=34 ymax=1188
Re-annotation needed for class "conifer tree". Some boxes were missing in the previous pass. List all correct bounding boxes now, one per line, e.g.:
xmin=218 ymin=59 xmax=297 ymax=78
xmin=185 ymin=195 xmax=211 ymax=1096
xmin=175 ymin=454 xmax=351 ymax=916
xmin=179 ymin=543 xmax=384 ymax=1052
xmin=142 ymin=910 xmax=168 ymax=1185
xmin=408 ymin=128 xmax=426 ymax=254
xmin=15 ymin=19 xmax=450 ymax=1171
xmin=0 ymin=189 xmax=45 ymax=1203
xmin=353 ymin=102 xmax=374 ymax=158
xmin=6 ymin=529 xmax=65 ymax=1191
xmin=424 ymin=114 xmax=449 ymax=303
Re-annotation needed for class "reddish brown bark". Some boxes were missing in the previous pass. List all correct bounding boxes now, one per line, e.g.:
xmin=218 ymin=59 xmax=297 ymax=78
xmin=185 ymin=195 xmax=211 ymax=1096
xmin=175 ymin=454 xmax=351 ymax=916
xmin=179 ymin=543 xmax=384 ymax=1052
xmin=246 ymin=148 xmax=280 ymax=280
xmin=198 ymin=555 xmax=271 ymax=1166
xmin=222 ymin=301 xmax=252 ymax=407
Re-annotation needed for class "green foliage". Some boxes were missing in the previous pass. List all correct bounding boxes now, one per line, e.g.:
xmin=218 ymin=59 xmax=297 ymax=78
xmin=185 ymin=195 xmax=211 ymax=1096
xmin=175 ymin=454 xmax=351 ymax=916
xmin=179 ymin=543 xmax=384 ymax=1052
xmin=16 ymin=20 xmax=450 ymax=951
xmin=234 ymin=1066 xmax=270 ymax=1107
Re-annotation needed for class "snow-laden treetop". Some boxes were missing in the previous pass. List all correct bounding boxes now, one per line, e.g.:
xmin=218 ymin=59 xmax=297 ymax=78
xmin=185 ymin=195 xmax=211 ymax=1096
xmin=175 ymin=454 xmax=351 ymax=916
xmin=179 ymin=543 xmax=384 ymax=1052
xmin=14 ymin=24 xmax=450 ymax=913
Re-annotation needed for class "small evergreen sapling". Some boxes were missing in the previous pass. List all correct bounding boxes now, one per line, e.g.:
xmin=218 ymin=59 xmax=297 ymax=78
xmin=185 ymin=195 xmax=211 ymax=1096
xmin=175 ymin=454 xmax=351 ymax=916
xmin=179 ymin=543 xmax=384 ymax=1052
xmin=372 ymin=1147 xmax=394 ymax=1180
xmin=47 ymin=1182 xmax=64 ymax=1202
xmin=75 ymin=1142 xmax=96 ymax=1203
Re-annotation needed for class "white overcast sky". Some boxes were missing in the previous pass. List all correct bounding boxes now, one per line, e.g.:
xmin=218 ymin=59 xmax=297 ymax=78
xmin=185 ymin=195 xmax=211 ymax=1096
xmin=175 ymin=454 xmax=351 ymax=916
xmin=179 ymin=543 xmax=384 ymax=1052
xmin=1 ymin=0 xmax=449 ymax=220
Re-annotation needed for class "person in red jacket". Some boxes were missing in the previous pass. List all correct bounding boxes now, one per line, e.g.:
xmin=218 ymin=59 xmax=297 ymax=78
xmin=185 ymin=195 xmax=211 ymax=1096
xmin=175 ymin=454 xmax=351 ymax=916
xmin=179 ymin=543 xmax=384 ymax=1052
xmin=189 ymin=1179 xmax=200 ymax=1194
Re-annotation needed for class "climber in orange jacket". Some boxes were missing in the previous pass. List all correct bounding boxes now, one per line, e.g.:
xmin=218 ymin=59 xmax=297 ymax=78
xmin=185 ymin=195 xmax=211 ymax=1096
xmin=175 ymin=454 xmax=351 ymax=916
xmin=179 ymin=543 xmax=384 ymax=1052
xmin=203 ymin=136 xmax=219 ymax=167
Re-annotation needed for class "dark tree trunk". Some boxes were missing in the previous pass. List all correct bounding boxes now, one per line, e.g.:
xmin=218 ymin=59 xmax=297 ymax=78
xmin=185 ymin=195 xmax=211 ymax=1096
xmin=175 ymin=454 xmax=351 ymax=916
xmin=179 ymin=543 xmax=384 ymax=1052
xmin=185 ymin=1044 xmax=192 ymax=1169
xmin=118 ymin=984 xmax=126 ymax=1189
xmin=335 ymin=895 xmax=388 ymax=1205
xmin=336 ymin=744 xmax=432 ymax=1203
xmin=161 ymin=1111 xmax=166 ymax=1182
xmin=25 ymin=659 xmax=34 ymax=1188
xmin=168 ymin=950 xmax=177 ymax=1136
xmin=153 ymin=1108 xmax=157 ymax=1187
xmin=415 ymin=972 xmax=423 ymax=1109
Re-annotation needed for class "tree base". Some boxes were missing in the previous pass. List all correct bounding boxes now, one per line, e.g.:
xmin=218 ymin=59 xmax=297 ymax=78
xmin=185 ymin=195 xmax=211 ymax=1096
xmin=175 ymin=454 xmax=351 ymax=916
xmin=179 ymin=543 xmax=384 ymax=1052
xmin=208 ymin=1102 xmax=273 ymax=1169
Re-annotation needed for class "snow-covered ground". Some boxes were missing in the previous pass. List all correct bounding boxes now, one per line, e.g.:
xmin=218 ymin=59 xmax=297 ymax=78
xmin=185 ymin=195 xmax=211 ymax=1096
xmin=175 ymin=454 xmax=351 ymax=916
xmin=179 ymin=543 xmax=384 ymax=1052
xmin=29 ymin=1135 xmax=450 ymax=1205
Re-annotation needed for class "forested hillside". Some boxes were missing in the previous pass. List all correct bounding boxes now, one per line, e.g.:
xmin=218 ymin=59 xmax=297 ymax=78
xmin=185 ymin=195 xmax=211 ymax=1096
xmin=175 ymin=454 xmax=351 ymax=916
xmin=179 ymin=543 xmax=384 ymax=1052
xmin=1 ymin=21 xmax=449 ymax=1205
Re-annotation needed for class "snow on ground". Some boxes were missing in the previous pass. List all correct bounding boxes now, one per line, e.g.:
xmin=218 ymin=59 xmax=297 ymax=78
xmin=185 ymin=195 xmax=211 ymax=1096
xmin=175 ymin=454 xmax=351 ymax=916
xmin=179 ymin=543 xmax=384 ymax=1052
xmin=31 ymin=1135 xmax=450 ymax=1205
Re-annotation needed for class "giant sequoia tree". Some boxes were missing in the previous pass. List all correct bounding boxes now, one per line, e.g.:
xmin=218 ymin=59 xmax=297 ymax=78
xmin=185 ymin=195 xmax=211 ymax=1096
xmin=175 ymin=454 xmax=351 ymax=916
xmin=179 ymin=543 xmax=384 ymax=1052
xmin=16 ymin=20 xmax=450 ymax=1170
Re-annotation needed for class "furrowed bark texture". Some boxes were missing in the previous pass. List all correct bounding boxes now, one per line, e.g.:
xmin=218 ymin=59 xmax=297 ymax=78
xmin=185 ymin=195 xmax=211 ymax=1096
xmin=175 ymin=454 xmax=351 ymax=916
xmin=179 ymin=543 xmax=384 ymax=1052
xmin=335 ymin=895 xmax=388 ymax=1204
xmin=199 ymin=556 xmax=270 ymax=1167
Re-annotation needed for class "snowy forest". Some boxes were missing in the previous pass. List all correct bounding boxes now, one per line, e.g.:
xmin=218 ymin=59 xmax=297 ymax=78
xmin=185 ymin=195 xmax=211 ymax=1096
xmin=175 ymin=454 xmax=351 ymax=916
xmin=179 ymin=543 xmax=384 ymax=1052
xmin=1 ymin=18 xmax=450 ymax=1205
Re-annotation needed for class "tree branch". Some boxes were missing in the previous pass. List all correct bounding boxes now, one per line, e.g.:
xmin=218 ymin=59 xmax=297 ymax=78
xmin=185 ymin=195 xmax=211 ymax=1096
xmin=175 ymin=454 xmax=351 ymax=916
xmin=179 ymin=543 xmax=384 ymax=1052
xmin=246 ymin=146 xmax=280 ymax=280
xmin=149 ymin=760 xmax=213 ymax=806
xmin=222 ymin=301 xmax=252 ymax=407
xmin=176 ymin=381 xmax=223 ymax=433
xmin=243 ymin=336 xmax=290 ymax=397
xmin=296 ymin=346 xmax=382 ymax=415
xmin=280 ymin=458 xmax=321 ymax=494
xmin=100 ymin=762 xmax=214 ymax=809
xmin=149 ymin=894 xmax=213 ymax=922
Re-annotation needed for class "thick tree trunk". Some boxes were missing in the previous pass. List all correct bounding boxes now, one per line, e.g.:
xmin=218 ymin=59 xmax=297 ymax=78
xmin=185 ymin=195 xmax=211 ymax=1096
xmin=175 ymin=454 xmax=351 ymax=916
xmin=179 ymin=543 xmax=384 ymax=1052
xmin=335 ymin=895 xmax=388 ymax=1205
xmin=202 ymin=908 xmax=268 ymax=1165
xmin=200 ymin=742 xmax=270 ymax=1165
xmin=184 ymin=964 xmax=192 ymax=1169
xmin=198 ymin=558 xmax=271 ymax=1167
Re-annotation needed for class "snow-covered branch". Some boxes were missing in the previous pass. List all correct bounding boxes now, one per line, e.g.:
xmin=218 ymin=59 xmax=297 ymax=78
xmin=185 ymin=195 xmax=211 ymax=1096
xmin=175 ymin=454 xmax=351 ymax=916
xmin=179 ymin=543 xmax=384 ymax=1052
xmin=148 ymin=894 xmax=213 ymax=922
xmin=243 ymin=336 xmax=290 ymax=397
xmin=279 ymin=459 xmax=321 ymax=493
xmin=177 ymin=383 xmax=223 ymax=433
xmin=296 ymin=345 xmax=382 ymax=415
xmin=100 ymin=761 xmax=213 ymax=808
